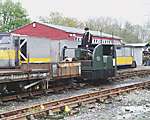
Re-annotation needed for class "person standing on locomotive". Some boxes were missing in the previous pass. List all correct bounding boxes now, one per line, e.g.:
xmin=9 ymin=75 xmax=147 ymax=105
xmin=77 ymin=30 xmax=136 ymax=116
xmin=81 ymin=27 xmax=93 ymax=48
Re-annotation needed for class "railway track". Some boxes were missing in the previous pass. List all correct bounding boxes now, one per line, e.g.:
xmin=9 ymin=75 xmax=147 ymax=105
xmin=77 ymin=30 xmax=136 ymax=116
xmin=1 ymin=79 xmax=150 ymax=120
xmin=1 ymin=69 xmax=150 ymax=103
xmin=111 ymin=69 xmax=150 ymax=81
xmin=0 ymin=82 xmax=83 ymax=102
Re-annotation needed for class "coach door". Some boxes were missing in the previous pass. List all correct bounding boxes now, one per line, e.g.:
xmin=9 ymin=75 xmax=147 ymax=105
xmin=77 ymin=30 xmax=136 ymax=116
xmin=20 ymin=38 xmax=27 ymax=62
xmin=13 ymin=36 xmax=20 ymax=66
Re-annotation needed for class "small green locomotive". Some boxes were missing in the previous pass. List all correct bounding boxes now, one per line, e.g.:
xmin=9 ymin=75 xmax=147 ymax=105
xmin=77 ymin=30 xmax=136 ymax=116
xmin=75 ymin=44 xmax=116 ymax=80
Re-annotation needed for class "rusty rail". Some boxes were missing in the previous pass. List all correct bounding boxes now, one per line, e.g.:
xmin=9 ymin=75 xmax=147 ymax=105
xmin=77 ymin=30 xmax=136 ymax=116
xmin=0 ymin=80 xmax=150 ymax=120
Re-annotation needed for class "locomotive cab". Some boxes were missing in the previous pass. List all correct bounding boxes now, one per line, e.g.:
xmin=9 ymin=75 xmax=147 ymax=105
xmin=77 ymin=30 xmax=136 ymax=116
xmin=75 ymin=44 xmax=116 ymax=80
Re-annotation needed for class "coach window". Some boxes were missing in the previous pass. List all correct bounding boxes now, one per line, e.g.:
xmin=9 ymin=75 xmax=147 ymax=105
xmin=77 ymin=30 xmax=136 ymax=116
xmin=0 ymin=35 xmax=10 ymax=44
xmin=116 ymin=46 xmax=122 ymax=56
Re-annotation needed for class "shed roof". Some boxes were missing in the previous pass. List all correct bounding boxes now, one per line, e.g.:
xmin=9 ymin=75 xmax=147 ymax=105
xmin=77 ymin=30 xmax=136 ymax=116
xmin=125 ymin=43 xmax=150 ymax=47
xmin=0 ymin=32 xmax=10 ymax=36
xmin=38 ymin=22 xmax=121 ymax=40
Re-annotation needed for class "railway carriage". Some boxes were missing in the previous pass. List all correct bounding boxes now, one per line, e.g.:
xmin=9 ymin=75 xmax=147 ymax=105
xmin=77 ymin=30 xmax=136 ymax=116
xmin=116 ymin=45 xmax=137 ymax=68
xmin=0 ymin=33 xmax=80 ymax=69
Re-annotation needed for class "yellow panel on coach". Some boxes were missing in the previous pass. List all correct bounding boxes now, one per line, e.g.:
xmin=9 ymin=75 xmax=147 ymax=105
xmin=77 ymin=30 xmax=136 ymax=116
xmin=116 ymin=56 xmax=134 ymax=66
xmin=0 ymin=50 xmax=16 ymax=60
xmin=22 ymin=57 xmax=52 ymax=63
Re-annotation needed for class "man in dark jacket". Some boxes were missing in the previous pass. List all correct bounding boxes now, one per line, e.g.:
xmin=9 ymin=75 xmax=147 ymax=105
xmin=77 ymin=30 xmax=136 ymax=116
xmin=82 ymin=27 xmax=92 ymax=48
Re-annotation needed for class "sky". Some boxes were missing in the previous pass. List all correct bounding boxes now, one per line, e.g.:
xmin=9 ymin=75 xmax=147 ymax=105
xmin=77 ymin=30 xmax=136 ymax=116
xmin=14 ymin=0 xmax=150 ymax=25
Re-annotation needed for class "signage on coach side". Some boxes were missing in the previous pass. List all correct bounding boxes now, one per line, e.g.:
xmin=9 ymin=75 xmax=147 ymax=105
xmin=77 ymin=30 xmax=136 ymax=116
xmin=74 ymin=37 xmax=121 ymax=45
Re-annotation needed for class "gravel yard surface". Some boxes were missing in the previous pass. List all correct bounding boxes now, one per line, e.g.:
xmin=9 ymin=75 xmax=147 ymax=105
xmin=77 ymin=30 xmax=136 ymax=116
xmin=64 ymin=89 xmax=150 ymax=120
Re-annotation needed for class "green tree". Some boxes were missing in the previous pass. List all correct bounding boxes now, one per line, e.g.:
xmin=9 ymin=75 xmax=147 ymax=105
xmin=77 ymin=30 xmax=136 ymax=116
xmin=143 ymin=22 xmax=150 ymax=42
xmin=85 ymin=18 xmax=144 ymax=43
xmin=39 ymin=11 xmax=84 ymax=28
xmin=0 ymin=0 xmax=30 ymax=32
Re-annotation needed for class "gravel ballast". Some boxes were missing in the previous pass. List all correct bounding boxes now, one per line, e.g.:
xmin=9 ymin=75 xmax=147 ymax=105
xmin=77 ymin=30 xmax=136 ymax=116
xmin=64 ymin=89 xmax=150 ymax=120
